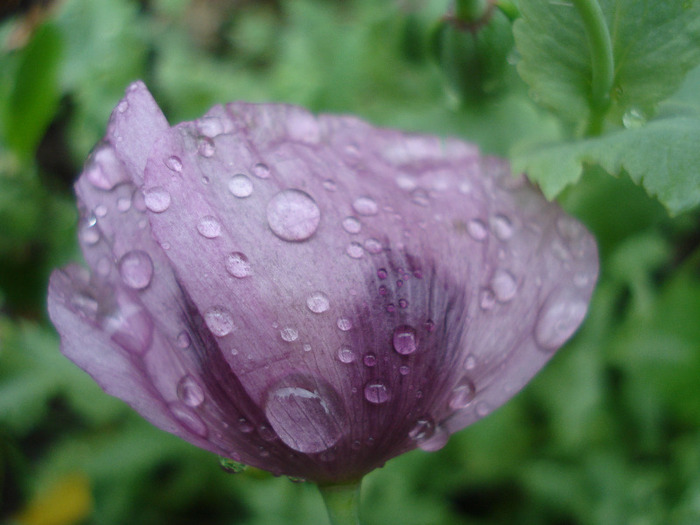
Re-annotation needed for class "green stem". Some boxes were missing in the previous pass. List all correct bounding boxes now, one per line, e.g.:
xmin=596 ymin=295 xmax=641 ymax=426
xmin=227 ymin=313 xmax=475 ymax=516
xmin=318 ymin=481 xmax=363 ymax=525
xmin=571 ymin=0 xmax=614 ymax=136
xmin=455 ymin=0 xmax=490 ymax=22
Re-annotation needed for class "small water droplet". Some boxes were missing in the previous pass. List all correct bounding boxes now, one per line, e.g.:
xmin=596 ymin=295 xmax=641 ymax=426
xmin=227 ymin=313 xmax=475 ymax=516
xmin=143 ymin=187 xmax=171 ymax=213
xmin=378 ymin=285 xmax=388 ymax=296
xmin=197 ymin=116 xmax=225 ymax=137
xmin=117 ymin=195 xmax=132 ymax=212
xmin=467 ymin=219 xmax=488 ymax=241
xmin=351 ymin=440 xmax=362 ymax=450
xmin=117 ymin=100 xmax=129 ymax=113
xmin=258 ymin=425 xmax=277 ymax=441
xmin=377 ymin=268 xmax=388 ymax=280
xmin=238 ymin=417 xmax=254 ymax=433
xmin=398 ymin=298 xmax=408 ymax=309
xmin=364 ymin=238 xmax=383 ymax=254
xmin=228 ymin=174 xmax=254 ymax=198
xmin=280 ymin=327 xmax=299 ymax=342
xmin=267 ymin=189 xmax=321 ymax=242
xmin=464 ymin=354 xmax=476 ymax=370
xmin=197 ymin=216 xmax=222 ymax=238
xmin=337 ymin=318 xmax=352 ymax=331
xmin=399 ymin=365 xmax=410 ymax=375
xmin=176 ymin=331 xmax=191 ymax=348
xmin=353 ymin=196 xmax=378 ymax=216
xmin=165 ymin=155 xmax=183 ymax=172
xmin=476 ymin=402 xmax=491 ymax=417
xmin=118 ymin=250 xmax=154 ymax=290
xmin=491 ymin=214 xmax=513 ymax=240
xmin=364 ymin=381 xmax=390 ymax=404
xmin=225 ymin=252 xmax=252 ymax=278
xmin=535 ymin=293 xmax=588 ymax=351
xmin=622 ymin=107 xmax=647 ymax=129
xmin=219 ymin=457 xmax=247 ymax=473
xmin=204 ymin=306 xmax=235 ymax=336
xmin=253 ymin=162 xmax=270 ymax=178
xmin=409 ymin=418 xmax=435 ymax=442
xmin=170 ymin=403 xmax=208 ymax=437
xmin=337 ymin=346 xmax=356 ymax=363
xmin=323 ymin=179 xmax=337 ymax=191
xmin=491 ymin=269 xmax=517 ymax=302
xmin=417 ymin=424 xmax=448 ymax=451
xmin=363 ymin=353 xmax=377 ymax=367
xmin=307 ymin=292 xmax=330 ymax=313
xmin=342 ymin=216 xmax=362 ymax=234
xmin=449 ymin=377 xmax=476 ymax=409
xmin=303 ymin=343 xmax=312 ymax=352
xmin=396 ymin=173 xmax=418 ymax=191
xmin=346 ymin=242 xmax=364 ymax=259
xmin=94 ymin=204 xmax=107 ymax=217
xmin=177 ymin=375 xmax=205 ymax=407
xmin=424 ymin=319 xmax=435 ymax=332
xmin=480 ymin=289 xmax=496 ymax=310
xmin=411 ymin=188 xmax=430 ymax=206
xmin=79 ymin=220 xmax=100 ymax=245
xmin=393 ymin=325 xmax=418 ymax=355
xmin=264 ymin=376 xmax=346 ymax=453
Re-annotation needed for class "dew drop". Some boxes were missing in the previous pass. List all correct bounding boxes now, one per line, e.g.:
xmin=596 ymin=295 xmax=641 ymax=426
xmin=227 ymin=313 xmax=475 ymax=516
xmin=449 ymin=377 xmax=476 ymax=409
xmin=337 ymin=318 xmax=353 ymax=331
xmin=264 ymin=376 xmax=346 ymax=453
xmin=280 ymin=327 xmax=299 ymax=342
xmin=393 ymin=325 xmax=418 ymax=355
xmin=303 ymin=343 xmax=312 ymax=352
xmin=204 ymin=306 xmax=235 ymax=336
xmin=409 ymin=418 xmax=435 ymax=442
xmin=411 ymin=188 xmax=430 ymax=207
xmin=170 ymin=403 xmax=208 ymax=437
xmin=424 ymin=319 xmax=435 ymax=332
xmin=364 ymin=381 xmax=390 ymax=404
xmin=491 ymin=269 xmax=517 ymax=302
xmin=337 ymin=346 xmax=356 ymax=363
xmin=535 ymin=293 xmax=588 ymax=351
xmin=117 ymin=100 xmax=129 ymax=113
xmin=197 ymin=116 xmax=225 ymax=137
xmin=622 ymin=107 xmax=647 ymax=129
xmin=176 ymin=331 xmax=191 ymax=348
xmin=253 ymin=162 xmax=270 ymax=178
xmin=228 ymin=173 xmax=254 ymax=198
xmin=323 ymin=179 xmax=337 ymax=191
xmin=117 ymin=195 xmax=132 ymax=212
xmin=342 ymin=216 xmax=362 ymax=234
xmin=363 ymin=353 xmax=377 ymax=367
xmin=118 ymin=250 xmax=154 ymax=290
xmin=479 ymin=289 xmax=496 ymax=310
xmin=346 ymin=242 xmax=364 ymax=259
xmin=364 ymin=238 xmax=383 ymax=254
xmin=79 ymin=221 xmax=100 ymax=245
xmin=307 ymin=292 xmax=330 ymax=313
xmin=476 ymin=402 xmax=491 ymax=418
xmin=225 ymin=252 xmax=252 ymax=278
xmin=143 ymin=187 xmax=171 ymax=213
xmin=417 ymin=424 xmax=448 ymax=452
xmin=197 ymin=137 xmax=215 ymax=157
xmin=464 ymin=354 xmax=476 ymax=370
xmin=377 ymin=268 xmax=388 ymax=280
xmin=177 ymin=375 xmax=205 ymax=407
xmin=398 ymin=298 xmax=408 ymax=309
xmin=352 ymin=196 xmax=378 ymax=216
xmin=165 ymin=155 xmax=183 ymax=172
xmin=267 ymin=189 xmax=321 ymax=242
xmin=238 ymin=417 xmax=254 ymax=433
xmin=399 ymin=365 xmax=410 ymax=375
xmin=467 ymin=219 xmax=488 ymax=241
xmin=491 ymin=214 xmax=514 ymax=240
xmin=197 ymin=215 xmax=222 ymax=238
xmin=378 ymin=285 xmax=388 ymax=296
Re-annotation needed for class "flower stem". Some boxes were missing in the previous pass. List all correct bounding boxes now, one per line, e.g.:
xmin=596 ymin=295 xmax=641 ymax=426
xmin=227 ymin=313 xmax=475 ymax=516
xmin=455 ymin=0 xmax=489 ymax=23
xmin=571 ymin=0 xmax=614 ymax=136
xmin=318 ymin=481 xmax=362 ymax=525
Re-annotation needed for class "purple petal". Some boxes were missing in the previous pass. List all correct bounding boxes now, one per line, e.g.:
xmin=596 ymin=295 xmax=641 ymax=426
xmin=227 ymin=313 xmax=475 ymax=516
xmin=48 ymin=82 xmax=598 ymax=483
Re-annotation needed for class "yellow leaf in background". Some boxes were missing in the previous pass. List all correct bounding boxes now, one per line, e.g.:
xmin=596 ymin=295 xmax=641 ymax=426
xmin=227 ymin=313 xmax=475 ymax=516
xmin=15 ymin=473 xmax=92 ymax=525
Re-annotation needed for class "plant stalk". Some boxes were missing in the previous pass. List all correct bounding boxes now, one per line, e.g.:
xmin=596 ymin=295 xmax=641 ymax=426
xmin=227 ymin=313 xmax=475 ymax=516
xmin=318 ymin=481 xmax=363 ymax=525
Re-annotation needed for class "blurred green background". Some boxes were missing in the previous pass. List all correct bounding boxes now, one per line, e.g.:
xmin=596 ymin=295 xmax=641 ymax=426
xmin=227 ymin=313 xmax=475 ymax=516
xmin=1 ymin=0 xmax=699 ymax=524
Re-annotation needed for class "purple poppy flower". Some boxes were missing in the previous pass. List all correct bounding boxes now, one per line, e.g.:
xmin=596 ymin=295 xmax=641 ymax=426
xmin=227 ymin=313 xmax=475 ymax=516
xmin=48 ymin=81 xmax=598 ymax=485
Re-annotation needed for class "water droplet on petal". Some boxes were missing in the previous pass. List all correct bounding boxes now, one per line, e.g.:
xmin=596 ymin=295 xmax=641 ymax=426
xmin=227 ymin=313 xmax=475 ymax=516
xmin=323 ymin=179 xmax=337 ymax=191
xmin=417 ymin=424 xmax=449 ymax=451
xmin=253 ymin=162 xmax=270 ymax=178
xmin=364 ymin=381 xmax=390 ymax=404
xmin=170 ymin=403 xmax=208 ymax=437
xmin=198 ymin=116 xmax=225 ymax=137
xmin=353 ymin=196 xmax=378 ymax=216
xmin=238 ymin=417 xmax=254 ymax=433
xmin=363 ymin=353 xmax=377 ymax=367
xmin=464 ymin=354 xmax=476 ymax=370
xmin=117 ymin=195 xmax=132 ymax=212
xmin=118 ymin=250 xmax=154 ymax=290
xmin=177 ymin=375 xmax=205 ymax=407
xmin=228 ymin=174 xmax=254 ymax=198
xmin=307 ymin=292 xmax=330 ymax=313
xmin=264 ymin=376 xmax=346 ymax=453
xmin=280 ymin=327 xmax=299 ymax=342
xmin=144 ymin=187 xmax=171 ymax=213
xmin=393 ymin=325 xmax=418 ymax=355
xmin=267 ymin=189 xmax=321 ymax=242
xmin=337 ymin=318 xmax=352 ymax=331
xmin=198 ymin=137 xmax=215 ymax=157
xmin=377 ymin=268 xmax=388 ymax=280
xmin=364 ymin=238 xmax=383 ymax=254
xmin=491 ymin=269 xmax=517 ymax=302
xmin=476 ymin=402 xmax=491 ymax=417
xmin=409 ymin=418 xmax=435 ymax=442
xmin=342 ymin=216 xmax=362 ymax=234
xmin=225 ymin=252 xmax=252 ymax=278
xmin=165 ymin=156 xmax=183 ymax=172
xmin=79 ymin=220 xmax=100 ymax=245
xmin=480 ymin=289 xmax=496 ymax=310
xmin=398 ymin=298 xmax=408 ymax=309
xmin=337 ymin=346 xmax=356 ymax=363
xmin=346 ymin=242 xmax=364 ymax=259
xmin=467 ymin=219 xmax=488 ymax=241
xmin=535 ymin=292 xmax=588 ymax=351
xmin=205 ymin=306 xmax=235 ymax=336
xmin=399 ymin=365 xmax=410 ymax=375
xmin=449 ymin=377 xmax=476 ymax=409
xmin=424 ymin=319 xmax=436 ymax=332
xmin=117 ymin=100 xmax=129 ymax=113
xmin=197 ymin=216 xmax=222 ymax=238
xmin=176 ymin=331 xmax=191 ymax=348
xmin=491 ymin=214 xmax=513 ymax=240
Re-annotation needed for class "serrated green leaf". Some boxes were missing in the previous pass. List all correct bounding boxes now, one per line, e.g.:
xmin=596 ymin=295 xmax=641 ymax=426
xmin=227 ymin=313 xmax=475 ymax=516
xmin=513 ymin=116 xmax=700 ymax=215
xmin=514 ymin=0 xmax=700 ymax=129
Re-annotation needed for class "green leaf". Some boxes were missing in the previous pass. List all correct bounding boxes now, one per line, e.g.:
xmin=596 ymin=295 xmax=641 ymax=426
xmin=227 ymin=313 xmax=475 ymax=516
xmin=514 ymin=0 xmax=700 ymax=129
xmin=3 ymin=24 xmax=63 ymax=159
xmin=513 ymin=115 xmax=700 ymax=215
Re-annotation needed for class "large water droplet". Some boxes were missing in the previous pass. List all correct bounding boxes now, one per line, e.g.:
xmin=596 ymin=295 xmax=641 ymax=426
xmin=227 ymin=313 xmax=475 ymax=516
xmin=228 ymin=174 xmax=253 ymax=198
xmin=393 ymin=325 xmax=418 ymax=355
xmin=363 ymin=353 xmax=377 ymax=367
xmin=346 ymin=242 xmax=364 ymax=259
xmin=467 ymin=219 xmax=488 ymax=241
xmin=205 ymin=306 xmax=235 ymax=336
xmin=307 ymin=292 xmax=330 ymax=313
xmin=118 ymin=250 xmax=154 ymax=290
xmin=170 ymin=403 xmax=208 ymax=437
xmin=165 ymin=155 xmax=183 ymax=172
xmin=491 ymin=214 xmax=513 ymax=240
xmin=104 ymin=295 xmax=154 ymax=355
xmin=352 ymin=196 xmax=378 ymax=216
xmin=491 ymin=269 xmax=517 ymax=302
xmin=253 ymin=162 xmax=270 ymax=179
xmin=448 ymin=377 xmax=476 ymax=409
xmin=197 ymin=216 xmax=222 ymax=238
xmin=336 ymin=318 xmax=352 ymax=331
xmin=417 ymin=424 xmax=448 ymax=451
xmin=364 ymin=381 xmax=390 ymax=404
xmin=177 ymin=375 xmax=205 ymax=407
xmin=144 ymin=187 xmax=171 ymax=213
xmin=267 ymin=189 xmax=320 ymax=242
xmin=280 ymin=327 xmax=299 ymax=342
xmin=337 ymin=346 xmax=356 ymax=363
xmin=409 ymin=418 xmax=435 ymax=442
xmin=225 ymin=252 xmax=252 ymax=278
xmin=622 ymin=107 xmax=647 ymax=129
xmin=535 ymin=292 xmax=588 ymax=351
xmin=342 ymin=216 xmax=362 ymax=234
xmin=264 ymin=376 xmax=346 ymax=453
